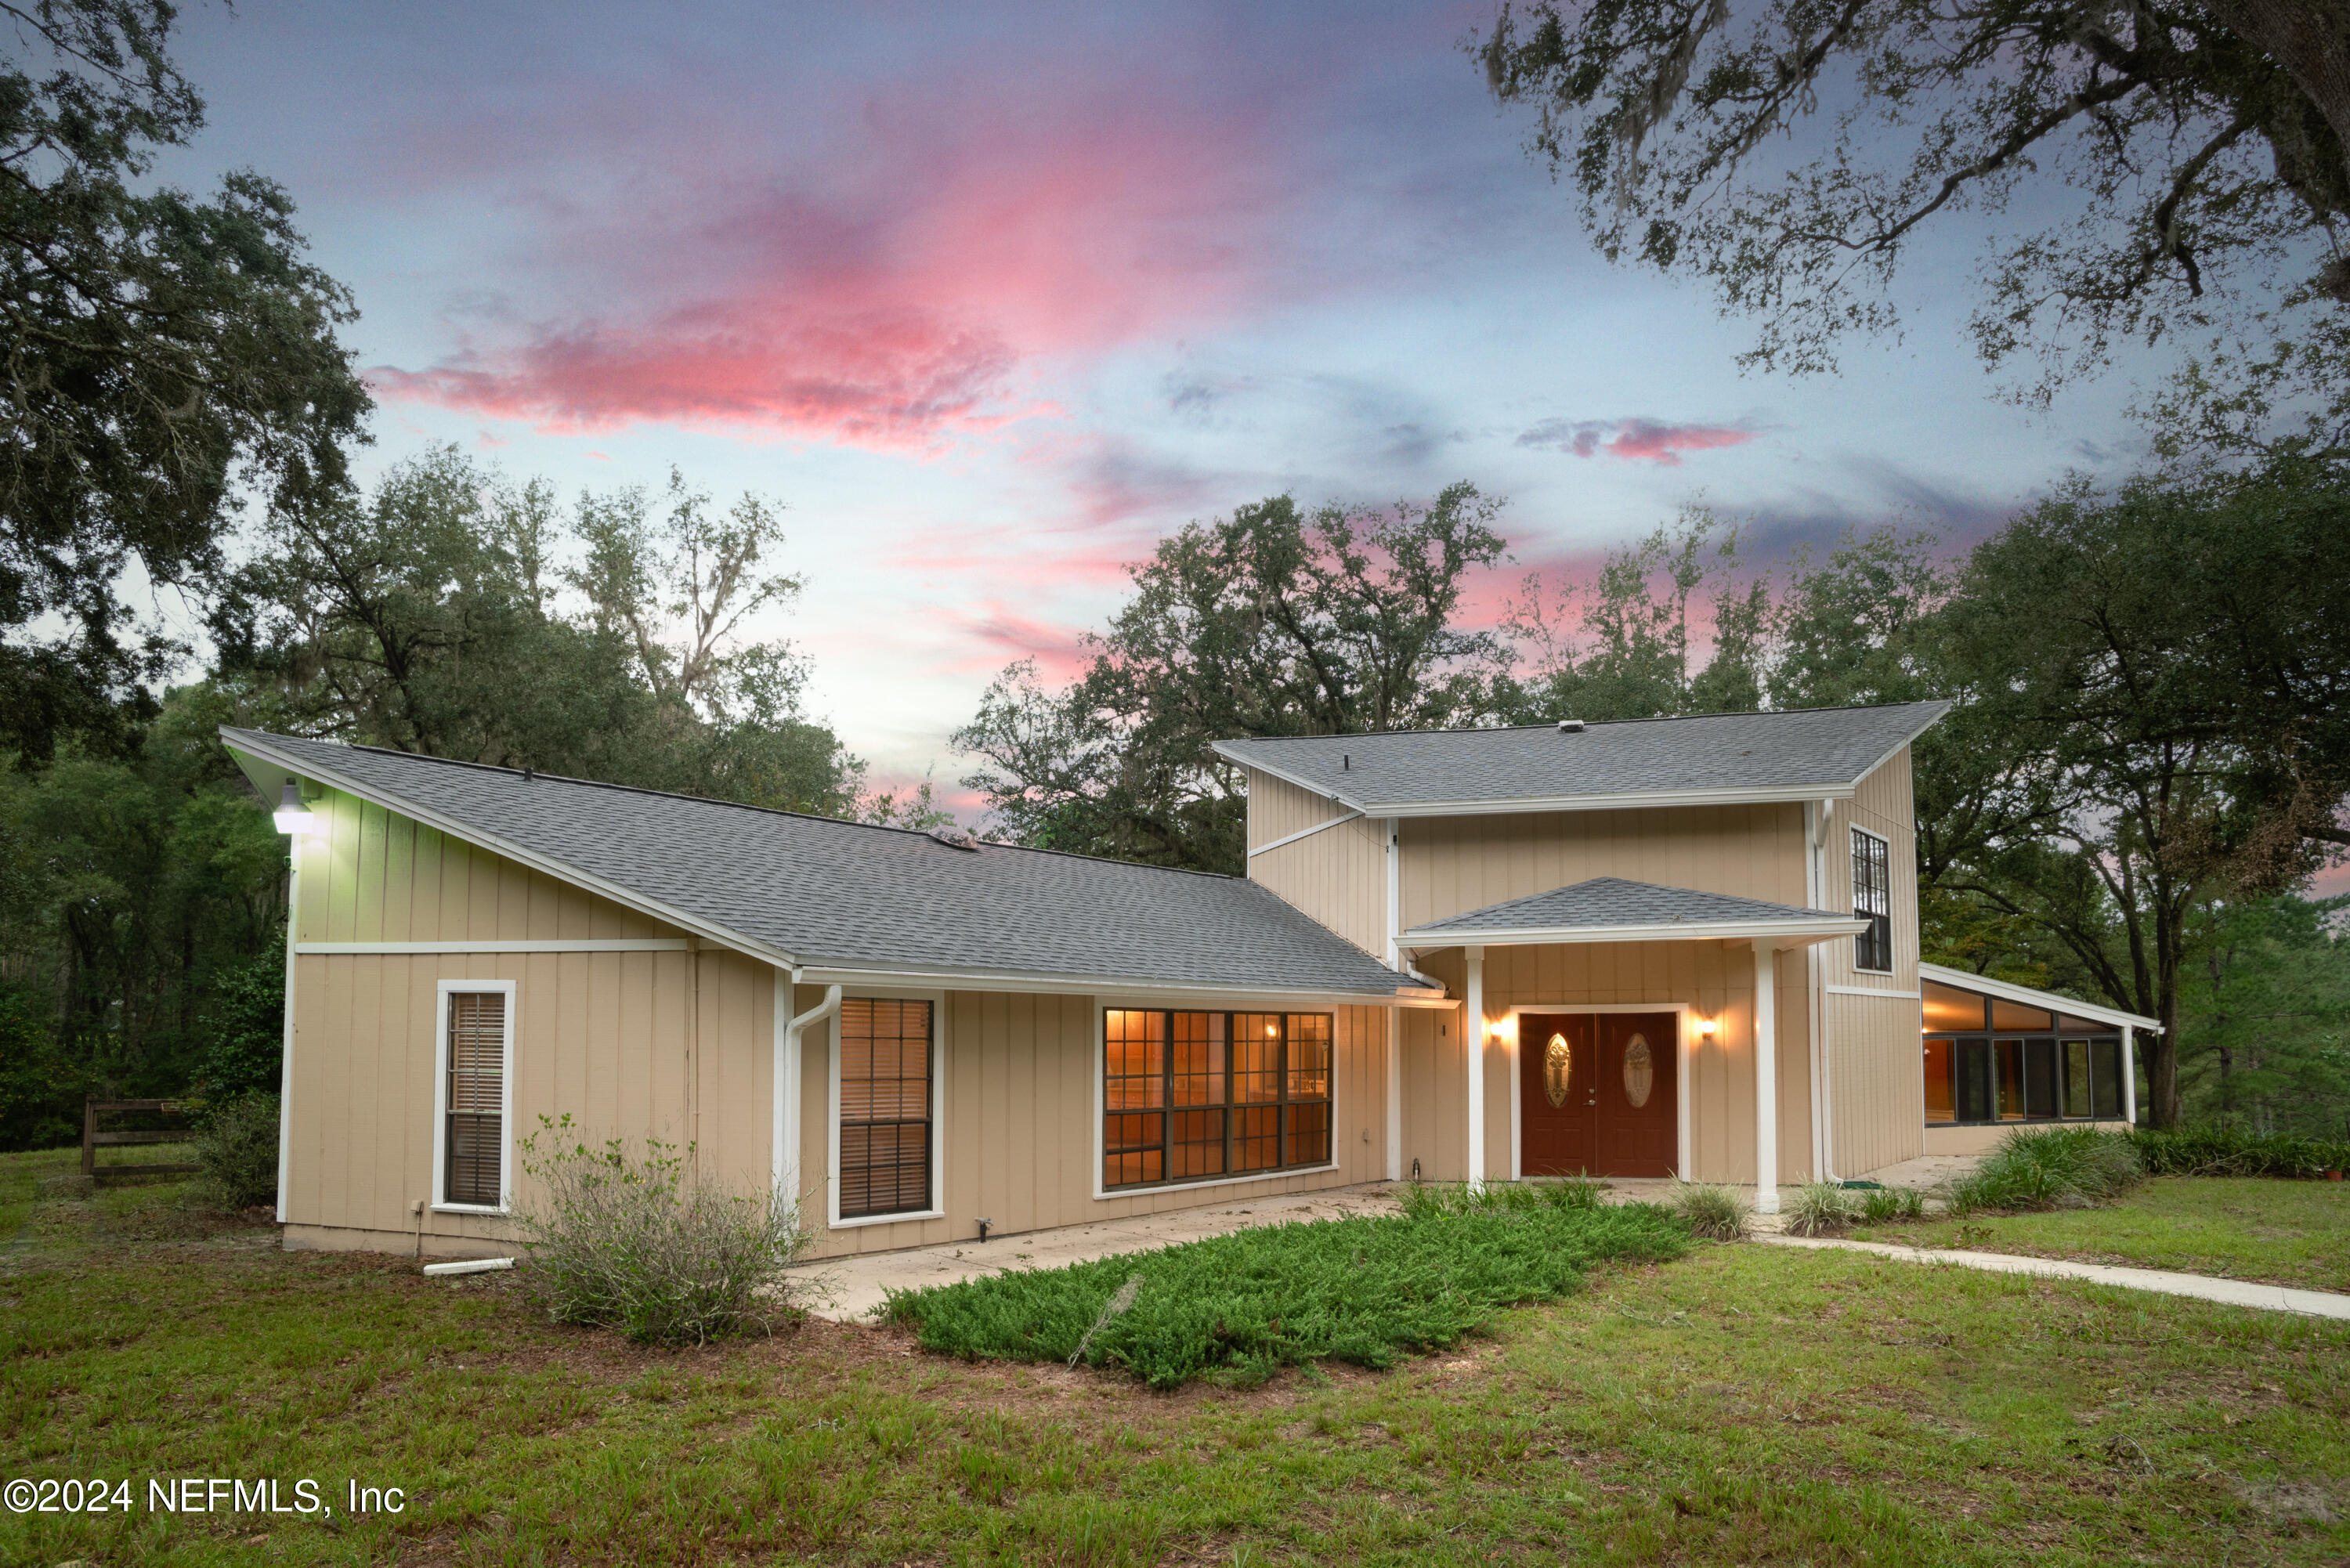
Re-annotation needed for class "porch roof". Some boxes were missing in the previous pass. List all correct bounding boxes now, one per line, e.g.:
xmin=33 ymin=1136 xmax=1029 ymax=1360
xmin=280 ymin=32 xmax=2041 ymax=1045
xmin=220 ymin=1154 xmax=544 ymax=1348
xmin=1400 ymin=876 xmax=1868 ymax=948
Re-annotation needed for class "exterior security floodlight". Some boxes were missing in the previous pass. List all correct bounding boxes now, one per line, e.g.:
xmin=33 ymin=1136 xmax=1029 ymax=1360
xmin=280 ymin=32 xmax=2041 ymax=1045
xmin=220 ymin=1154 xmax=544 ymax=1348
xmin=273 ymin=779 xmax=315 ymax=836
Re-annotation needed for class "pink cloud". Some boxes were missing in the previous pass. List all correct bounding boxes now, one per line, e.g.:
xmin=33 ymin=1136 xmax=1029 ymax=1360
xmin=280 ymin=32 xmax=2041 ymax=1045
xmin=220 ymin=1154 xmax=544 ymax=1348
xmin=1517 ymin=417 xmax=1759 ymax=466
xmin=949 ymin=602 xmax=1098 ymax=681
xmin=371 ymin=90 xmax=1288 ymax=450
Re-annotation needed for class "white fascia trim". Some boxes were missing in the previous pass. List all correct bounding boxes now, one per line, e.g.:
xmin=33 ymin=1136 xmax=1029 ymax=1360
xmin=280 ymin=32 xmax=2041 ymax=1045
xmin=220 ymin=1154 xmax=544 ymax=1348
xmin=1361 ymin=783 xmax=1857 ymax=818
xmin=1846 ymin=706 xmax=1953 ymax=797
xmin=1215 ymin=752 xmax=1365 ymax=813
xmin=1401 ymin=916 xmax=1870 ymax=948
xmin=298 ymin=939 xmax=691 ymax=955
xmin=220 ymin=732 xmax=793 ymax=971
xmin=1827 ymin=984 xmax=1922 ymax=998
xmin=790 ymin=963 xmax=1440 ymax=1009
xmin=1246 ymin=809 xmax=1364 ymax=858
xmin=1918 ymin=961 xmax=2162 ymax=1032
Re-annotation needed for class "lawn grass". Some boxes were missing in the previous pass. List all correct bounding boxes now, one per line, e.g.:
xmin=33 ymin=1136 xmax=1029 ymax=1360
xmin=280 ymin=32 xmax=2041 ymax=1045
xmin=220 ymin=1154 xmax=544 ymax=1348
xmin=1853 ymin=1176 xmax=2350 ymax=1293
xmin=2 ymin=1144 xmax=2345 ymax=1566
xmin=882 ymin=1194 xmax=1690 ymax=1387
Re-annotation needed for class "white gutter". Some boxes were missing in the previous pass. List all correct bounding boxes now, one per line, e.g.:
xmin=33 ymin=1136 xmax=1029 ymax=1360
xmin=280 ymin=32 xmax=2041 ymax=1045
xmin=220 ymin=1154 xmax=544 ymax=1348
xmin=790 ymin=963 xmax=1447 ymax=1009
xmin=1401 ymin=916 xmax=1868 ymax=948
xmin=775 ymin=981 xmax=840 ymax=1207
xmin=1217 ymin=749 xmax=1869 ymax=818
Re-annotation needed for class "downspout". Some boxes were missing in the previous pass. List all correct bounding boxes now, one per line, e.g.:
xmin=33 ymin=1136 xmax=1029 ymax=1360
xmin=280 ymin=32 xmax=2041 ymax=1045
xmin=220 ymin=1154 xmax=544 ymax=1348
xmin=776 ymin=980 xmax=841 ymax=1212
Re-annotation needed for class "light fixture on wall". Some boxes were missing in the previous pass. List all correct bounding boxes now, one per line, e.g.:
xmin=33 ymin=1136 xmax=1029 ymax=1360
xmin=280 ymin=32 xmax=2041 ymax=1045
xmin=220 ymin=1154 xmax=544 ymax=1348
xmin=1695 ymin=1017 xmax=1719 ymax=1039
xmin=273 ymin=779 xmax=314 ymax=836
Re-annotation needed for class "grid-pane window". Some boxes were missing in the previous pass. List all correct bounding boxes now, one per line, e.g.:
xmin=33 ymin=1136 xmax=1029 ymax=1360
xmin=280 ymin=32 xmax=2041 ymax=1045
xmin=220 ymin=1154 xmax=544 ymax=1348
xmin=444 ymin=992 xmax=505 ymax=1207
xmin=841 ymin=999 xmax=933 ymax=1218
xmin=1853 ymin=829 xmax=1893 ymax=972
xmin=1104 ymin=1010 xmax=1333 ymax=1190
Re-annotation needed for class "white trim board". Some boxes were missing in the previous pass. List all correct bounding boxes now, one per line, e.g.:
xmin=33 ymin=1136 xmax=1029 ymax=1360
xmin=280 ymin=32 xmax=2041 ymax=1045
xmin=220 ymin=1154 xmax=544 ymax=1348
xmin=791 ymin=963 xmax=1441 ymax=1008
xmin=1246 ymin=810 xmax=1363 ymax=858
xmin=1918 ymin=962 xmax=2161 ymax=1032
xmin=430 ymin=978 xmax=517 ymax=1216
xmin=298 ymin=939 xmax=691 ymax=955
xmin=1402 ymin=917 xmax=1867 ymax=948
xmin=1828 ymin=985 xmax=1920 ymax=999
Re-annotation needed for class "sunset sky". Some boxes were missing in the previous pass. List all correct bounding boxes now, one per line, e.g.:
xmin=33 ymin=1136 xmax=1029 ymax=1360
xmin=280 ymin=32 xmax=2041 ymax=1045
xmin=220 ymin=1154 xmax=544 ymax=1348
xmin=162 ymin=1 xmax=2164 ymax=809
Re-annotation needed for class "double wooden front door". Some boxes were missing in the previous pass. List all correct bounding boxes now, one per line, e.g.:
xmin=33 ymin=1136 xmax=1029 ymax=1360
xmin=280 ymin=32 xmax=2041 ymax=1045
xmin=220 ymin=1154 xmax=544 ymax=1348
xmin=1518 ymin=1012 xmax=1679 ymax=1178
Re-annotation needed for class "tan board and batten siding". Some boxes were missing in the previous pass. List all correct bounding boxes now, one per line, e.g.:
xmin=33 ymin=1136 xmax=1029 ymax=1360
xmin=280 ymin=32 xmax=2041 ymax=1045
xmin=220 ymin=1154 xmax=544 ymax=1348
xmin=1819 ymin=746 xmax=1925 ymax=1176
xmin=1243 ymin=768 xmax=1386 ymax=959
xmin=283 ymin=786 xmax=1395 ymax=1262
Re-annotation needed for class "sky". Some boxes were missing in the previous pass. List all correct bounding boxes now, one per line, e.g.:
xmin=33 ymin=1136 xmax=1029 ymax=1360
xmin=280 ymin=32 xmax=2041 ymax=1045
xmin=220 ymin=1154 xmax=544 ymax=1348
xmin=156 ymin=0 xmax=2164 ymax=811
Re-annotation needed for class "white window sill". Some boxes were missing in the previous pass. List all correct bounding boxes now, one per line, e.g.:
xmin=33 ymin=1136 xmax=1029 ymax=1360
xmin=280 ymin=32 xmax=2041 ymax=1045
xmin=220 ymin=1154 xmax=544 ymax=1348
xmin=1094 ymin=1161 xmax=1340 ymax=1203
xmin=829 ymin=1207 xmax=944 ymax=1230
xmin=432 ymin=1203 xmax=509 ymax=1216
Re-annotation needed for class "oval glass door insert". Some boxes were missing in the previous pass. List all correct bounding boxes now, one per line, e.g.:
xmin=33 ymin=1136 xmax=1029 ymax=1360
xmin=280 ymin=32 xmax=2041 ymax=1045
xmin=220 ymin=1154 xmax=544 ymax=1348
xmin=1622 ymin=1033 xmax=1654 ymax=1108
xmin=1543 ymin=1033 xmax=1573 ymax=1108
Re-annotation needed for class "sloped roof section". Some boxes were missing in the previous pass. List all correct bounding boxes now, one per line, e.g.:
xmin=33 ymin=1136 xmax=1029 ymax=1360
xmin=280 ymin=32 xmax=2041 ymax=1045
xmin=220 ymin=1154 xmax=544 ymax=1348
xmin=1213 ymin=701 xmax=1950 ymax=815
xmin=221 ymin=728 xmax=1436 ymax=999
xmin=1404 ymin=876 xmax=1865 ymax=945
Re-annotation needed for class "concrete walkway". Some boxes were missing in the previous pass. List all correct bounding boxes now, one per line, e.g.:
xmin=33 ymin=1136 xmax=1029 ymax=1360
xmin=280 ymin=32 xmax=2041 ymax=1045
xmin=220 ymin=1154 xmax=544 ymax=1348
xmin=1759 ymin=1234 xmax=2350 ymax=1320
xmin=790 ymin=1183 xmax=1404 ymax=1322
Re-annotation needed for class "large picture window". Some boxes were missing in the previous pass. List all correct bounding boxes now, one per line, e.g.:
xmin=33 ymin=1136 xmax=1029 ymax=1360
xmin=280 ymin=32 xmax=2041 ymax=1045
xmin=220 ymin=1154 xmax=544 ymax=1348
xmin=839 ymin=999 xmax=934 ymax=1219
xmin=1921 ymin=979 xmax=2127 ymax=1126
xmin=1852 ymin=827 xmax=1893 ymax=973
xmin=1104 ymin=1010 xmax=1332 ymax=1191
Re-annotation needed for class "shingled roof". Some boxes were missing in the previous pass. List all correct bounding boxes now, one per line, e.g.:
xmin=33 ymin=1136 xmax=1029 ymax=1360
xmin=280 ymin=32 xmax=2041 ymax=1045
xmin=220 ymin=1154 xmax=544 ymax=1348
xmin=220 ymin=728 xmax=1437 ymax=1001
xmin=1402 ymin=877 xmax=1867 ymax=946
xmin=1213 ymin=701 xmax=1948 ymax=815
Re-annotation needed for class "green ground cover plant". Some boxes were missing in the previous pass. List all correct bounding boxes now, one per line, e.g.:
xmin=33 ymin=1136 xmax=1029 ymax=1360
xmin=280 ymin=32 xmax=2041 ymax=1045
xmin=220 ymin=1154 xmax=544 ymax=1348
xmin=882 ymin=1190 xmax=1690 ymax=1388
xmin=3 ymin=1146 xmax=2345 ymax=1566
xmin=1854 ymin=1176 xmax=2350 ymax=1294
xmin=2129 ymin=1127 xmax=2350 ymax=1180
xmin=1947 ymin=1126 xmax=2145 ymax=1215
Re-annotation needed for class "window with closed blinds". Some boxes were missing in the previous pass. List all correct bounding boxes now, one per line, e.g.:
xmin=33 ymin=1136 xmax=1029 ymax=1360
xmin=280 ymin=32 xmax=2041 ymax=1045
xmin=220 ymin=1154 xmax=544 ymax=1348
xmin=1852 ymin=827 xmax=1893 ymax=973
xmin=443 ymin=991 xmax=506 ymax=1207
xmin=839 ymin=999 xmax=934 ymax=1219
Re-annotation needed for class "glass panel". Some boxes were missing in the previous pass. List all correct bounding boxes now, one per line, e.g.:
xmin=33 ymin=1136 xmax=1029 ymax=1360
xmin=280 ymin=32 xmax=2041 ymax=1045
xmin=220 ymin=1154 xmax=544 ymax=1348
xmin=1170 ymin=1108 xmax=1225 ymax=1180
xmin=1922 ymin=981 xmax=1987 ymax=1033
xmin=2092 ymin=1039 xmax=2123 ymax=1118
xmin=1956 ymin=1039 xmax=1993 ymax=1122
xmin=1170 ymin=1012 xmax=1223 ymax=1107
xmin=1991 ymin=997 xmax=2055 ymax=1031
xmin=1922 ymin=1038 xmax=1956 ymax=1123
xmin=841 ymin=999 xmax=933 ymax=1216
xmin=446 ymin=991 xmax=504 ymax=1206
xmin=1622 ymin=1032 xmax=1655 ymax=1109
xmin=1104 ymin=1010 xmax=1166 ymax=1111
xmin=1285 ymin=1101 xmax=1331 ymax=1166
xmin=2024 ymin=1039 xmax=2059 ymax=1118
xmin=1543 ymin=1031 xmax=1574 ymax=1108
xmin=1996 ymin=1039 xmax=2026 ymax=1120
xmin=1232 ymin=1105 xmax=1280 ymax=1172
xmin=2063 ymin=1039 xmax=2092 ymax=1118
xmin=1285 ymin=1014 xmax=1331 ymax=1099
xmin=1232 ymin=1016 xmax=1282 ymax=1104
xmin=1103 ymin=1112 xmax=1164 ymax=1188
xmin=2057 ymin=1013 xmax=2112 ymax=1035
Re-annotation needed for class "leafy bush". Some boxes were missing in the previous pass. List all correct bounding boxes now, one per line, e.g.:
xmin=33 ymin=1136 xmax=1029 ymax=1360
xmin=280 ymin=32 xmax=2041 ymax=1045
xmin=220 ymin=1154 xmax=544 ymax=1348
xmin=1397 ymin=1175 xmax=1604 ymax=1219
xmin=1784 ymin=1180 xmax=1855 ymax=1237
xmin=191 ymin=1092 xmax=281 ymax=1209
xmin=0 ymin=983 xmax=88 ymax=1152
xmin=884 ymin=1199 xmax=1690 ymax=1389
xmin=196 ymin=936 xmax=287 ymax=1101
xmin=514 ymin=1118 xmax=817 ymax=1346
xmin=1858 ymin=1186 xmax=1926 ymax=1223
xmin=1667 ymin=1180 xmax=1748 ymax=1240
xmin=1946 ymin=1126 xmax=2143 ymax=1216
xmin=2127 ymin=1126 xmax=2350 ymax=1180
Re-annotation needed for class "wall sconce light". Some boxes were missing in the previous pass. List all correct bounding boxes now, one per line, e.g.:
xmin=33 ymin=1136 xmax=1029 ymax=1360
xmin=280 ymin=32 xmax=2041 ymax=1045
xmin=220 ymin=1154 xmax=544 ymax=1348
xmin=272 ymin=779 xmax=315 ymax=836
xmin=1695 ymin=1017 xmax=1719 ymax=1039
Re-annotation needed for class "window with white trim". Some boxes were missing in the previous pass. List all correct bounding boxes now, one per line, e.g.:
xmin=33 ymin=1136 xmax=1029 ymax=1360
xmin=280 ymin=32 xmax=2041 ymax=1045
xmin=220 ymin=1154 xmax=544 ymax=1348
xmin=1104 ymin=1009 xmax=1332 ymax=1190
xmin=838 ymin=999 xmax=934 ymax=1219
xmin=442 ymin=990 xmax=507 ymax=1206
xmin=1852 ymin=827 xmax=1893 ymax=973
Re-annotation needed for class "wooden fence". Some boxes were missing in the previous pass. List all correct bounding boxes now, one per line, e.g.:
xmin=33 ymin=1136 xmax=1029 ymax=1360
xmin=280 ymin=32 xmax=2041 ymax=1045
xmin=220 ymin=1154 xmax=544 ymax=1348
xmin=82 ymin=1099 xmax=201 ymax=1184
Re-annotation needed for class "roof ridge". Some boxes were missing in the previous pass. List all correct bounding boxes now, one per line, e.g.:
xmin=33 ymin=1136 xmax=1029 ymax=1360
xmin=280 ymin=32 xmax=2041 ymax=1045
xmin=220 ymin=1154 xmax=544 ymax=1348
xmin=221 ymin=727 xmax=1244 ymax=883
xmin=1213 ymin=698 xmax=1948 ymax=746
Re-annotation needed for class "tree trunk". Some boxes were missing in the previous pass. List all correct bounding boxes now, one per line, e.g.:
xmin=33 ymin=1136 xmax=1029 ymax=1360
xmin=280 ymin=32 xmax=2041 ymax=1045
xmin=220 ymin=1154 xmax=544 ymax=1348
xmin=2199 ymin=0 xmax=2350 ymax=168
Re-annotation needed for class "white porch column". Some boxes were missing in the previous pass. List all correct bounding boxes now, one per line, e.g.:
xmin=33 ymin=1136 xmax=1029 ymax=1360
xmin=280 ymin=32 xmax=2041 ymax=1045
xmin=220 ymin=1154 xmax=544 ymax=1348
xmin=1752 ymin=939 xmax=1780 ymax=1215
xmin=1465 ymin=945 xmax=1485 ymax=1192
xmin=2121 ymin=1024 xmax=2138 ymax=1125
xmin=1384 ymin=1003 xmax=1403 ymax=1181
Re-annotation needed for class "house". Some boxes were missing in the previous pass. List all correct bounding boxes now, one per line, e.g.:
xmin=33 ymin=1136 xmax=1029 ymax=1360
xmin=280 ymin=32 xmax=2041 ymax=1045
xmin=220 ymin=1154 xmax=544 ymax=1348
xmin=219 ymin=701 xmax=2153 ymax=1260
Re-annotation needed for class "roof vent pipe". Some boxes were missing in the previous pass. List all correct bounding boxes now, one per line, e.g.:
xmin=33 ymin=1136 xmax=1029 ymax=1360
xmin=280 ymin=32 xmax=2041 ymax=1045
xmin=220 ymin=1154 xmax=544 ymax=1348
xmin=1342 ymin=753 xmax=1350 ymax=770
xmin=1556 ymin=718 xmax=1585 ymax=733
xmin=928 ymin=825 xmax=979 ymax=851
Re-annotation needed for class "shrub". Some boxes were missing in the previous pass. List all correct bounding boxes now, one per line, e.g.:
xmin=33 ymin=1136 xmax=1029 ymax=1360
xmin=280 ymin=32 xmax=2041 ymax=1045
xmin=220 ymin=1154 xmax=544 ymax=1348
xmin=884 ymin=1199 xmax=1690 ymax=1389
xmin=2127 ymin=1126 xmax=2350 ymax=1180
xmin=1784 ymin=1180 xmax=1855 ymax=1237
xmin=1668 ymin=1180 xmax=1748 ymax=1240
xmin=1397 ymin=1175 xmax=1604 ymax=1220
xmin=1858 ymin=1186 xmax=1926 ymax=1223
xmin=1945 ymin=1126 xmax=2143 ymax=1216
xmin=514 ymin=1118 xmax=818 ymax=1346
xmin=191 ymin=1092 xmax=280 ymax=1209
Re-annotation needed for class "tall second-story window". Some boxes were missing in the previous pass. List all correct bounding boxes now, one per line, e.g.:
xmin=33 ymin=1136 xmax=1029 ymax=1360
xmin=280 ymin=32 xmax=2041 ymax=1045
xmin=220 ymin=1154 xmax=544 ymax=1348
xmin=1853 ymin=828 xmax=1893 ymax=973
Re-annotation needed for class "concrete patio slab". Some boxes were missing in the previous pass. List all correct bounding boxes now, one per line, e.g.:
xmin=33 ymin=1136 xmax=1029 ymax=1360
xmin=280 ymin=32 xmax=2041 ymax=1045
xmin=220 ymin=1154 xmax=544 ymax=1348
xmin=790 ymin=1183 xmax=1405 ymax=1322
xmin=1759 ymin=1234 xmax=2350 ymax=1319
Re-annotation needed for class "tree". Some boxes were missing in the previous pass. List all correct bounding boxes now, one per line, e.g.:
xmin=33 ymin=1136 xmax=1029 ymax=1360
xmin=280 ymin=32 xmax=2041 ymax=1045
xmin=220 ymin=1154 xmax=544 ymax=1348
xmin=2 ymin=0 xmax=371 ymax=761
xmin=1476 ymin=0 xmax=2350 ymax=451
xmin=2177 ymin=894 xmax=2350 ymax=1137
xmin=956 ymin=485 xmax=1511 ymax=871
xmin=1918 ymin=463 xmax=2350 ymax=1125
